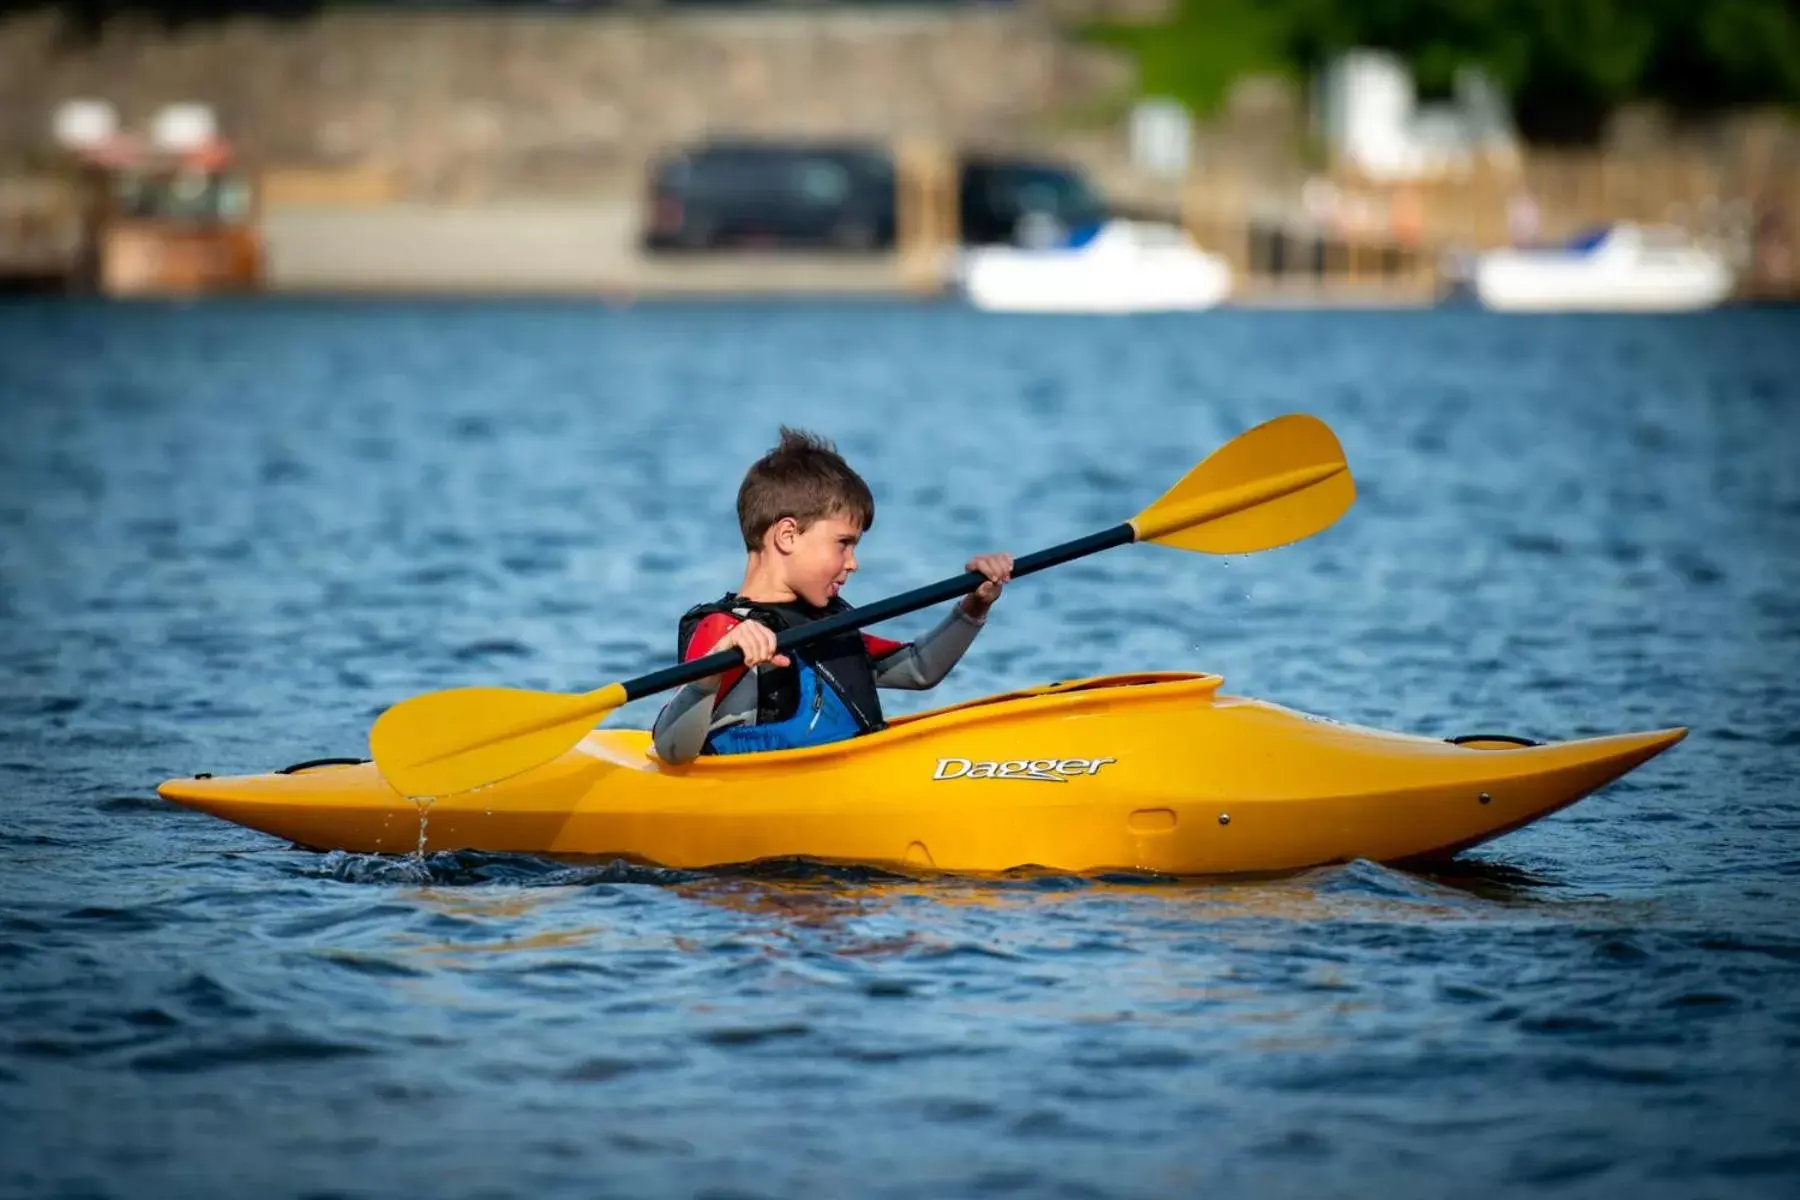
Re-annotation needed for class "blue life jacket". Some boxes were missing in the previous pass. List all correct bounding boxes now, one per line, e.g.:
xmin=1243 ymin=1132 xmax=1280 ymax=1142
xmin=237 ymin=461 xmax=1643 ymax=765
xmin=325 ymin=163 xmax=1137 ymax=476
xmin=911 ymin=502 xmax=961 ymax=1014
xmin=677 ymin=594 xmax=887 ymax=756
xmin=707 ymin=657 xmax=864 ymax=754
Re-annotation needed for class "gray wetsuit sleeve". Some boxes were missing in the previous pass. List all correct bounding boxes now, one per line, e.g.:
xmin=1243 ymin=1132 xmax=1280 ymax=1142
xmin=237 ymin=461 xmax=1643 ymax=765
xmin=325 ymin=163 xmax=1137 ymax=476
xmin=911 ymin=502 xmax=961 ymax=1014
xmin=872 ymin=607 xmax=985 ymax=691
xmin=650 ymin=681 xmax=716 ymax=765
xmin=651 ymin=673 xmax=760 ymax=764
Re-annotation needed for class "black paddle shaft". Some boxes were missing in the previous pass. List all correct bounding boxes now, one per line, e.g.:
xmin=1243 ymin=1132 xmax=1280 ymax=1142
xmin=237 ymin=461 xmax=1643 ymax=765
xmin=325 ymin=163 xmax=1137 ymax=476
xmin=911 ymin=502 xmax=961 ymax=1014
xmin=619 ymin=522 xmax=1136 ymax=702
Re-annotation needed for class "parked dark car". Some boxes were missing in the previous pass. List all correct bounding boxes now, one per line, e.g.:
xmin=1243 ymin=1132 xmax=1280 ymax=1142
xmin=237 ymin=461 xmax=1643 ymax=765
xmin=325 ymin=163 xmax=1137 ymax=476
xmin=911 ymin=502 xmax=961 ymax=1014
xmin=957 ymin=156 xmax=1110 ymax=247
xmin=643 ymin=141 xmax=1110 ymax=253
xmin=643 ymin=141 xmax=898 ymax=252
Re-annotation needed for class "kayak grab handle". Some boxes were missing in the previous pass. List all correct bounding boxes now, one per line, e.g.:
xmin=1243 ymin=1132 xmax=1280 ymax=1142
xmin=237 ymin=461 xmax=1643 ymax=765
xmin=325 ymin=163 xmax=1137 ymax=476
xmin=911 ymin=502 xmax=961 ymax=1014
xmin=277 ymin=756 xmax=372 ymax=774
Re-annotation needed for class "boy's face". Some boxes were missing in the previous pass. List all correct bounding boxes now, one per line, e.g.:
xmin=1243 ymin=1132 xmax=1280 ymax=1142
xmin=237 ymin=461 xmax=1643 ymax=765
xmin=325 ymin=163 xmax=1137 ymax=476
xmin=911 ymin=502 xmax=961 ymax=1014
xmin=772 ymin=512 xmax=862 ymax=606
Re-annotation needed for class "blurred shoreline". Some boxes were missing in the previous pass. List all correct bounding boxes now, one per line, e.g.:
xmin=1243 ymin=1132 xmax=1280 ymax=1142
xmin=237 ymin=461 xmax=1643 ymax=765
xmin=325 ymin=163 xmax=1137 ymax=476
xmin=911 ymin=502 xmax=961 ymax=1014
xmin=2 ymin=5 xmax=1795 ymax=304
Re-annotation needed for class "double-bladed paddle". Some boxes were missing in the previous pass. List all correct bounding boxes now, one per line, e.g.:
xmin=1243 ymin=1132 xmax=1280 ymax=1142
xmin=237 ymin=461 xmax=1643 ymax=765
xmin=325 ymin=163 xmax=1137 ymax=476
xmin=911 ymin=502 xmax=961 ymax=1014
xmin=369 ymin=412 xmax=1355 ymax=797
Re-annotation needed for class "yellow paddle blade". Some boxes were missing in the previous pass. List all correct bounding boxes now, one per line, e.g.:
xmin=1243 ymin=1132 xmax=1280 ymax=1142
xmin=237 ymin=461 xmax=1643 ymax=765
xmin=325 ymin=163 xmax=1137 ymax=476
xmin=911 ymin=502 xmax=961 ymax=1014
xmin=368 ymin=681 xmax=628 ymax=798
xmin=1129 ymin=413 xmax=1354 ymax=554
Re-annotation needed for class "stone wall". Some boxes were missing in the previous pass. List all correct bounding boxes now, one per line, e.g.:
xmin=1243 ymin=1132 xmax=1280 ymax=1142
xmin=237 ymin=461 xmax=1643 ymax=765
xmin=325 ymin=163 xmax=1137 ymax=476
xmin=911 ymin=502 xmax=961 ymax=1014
xmin=0 ymin=9 xmax=1133 ymax=199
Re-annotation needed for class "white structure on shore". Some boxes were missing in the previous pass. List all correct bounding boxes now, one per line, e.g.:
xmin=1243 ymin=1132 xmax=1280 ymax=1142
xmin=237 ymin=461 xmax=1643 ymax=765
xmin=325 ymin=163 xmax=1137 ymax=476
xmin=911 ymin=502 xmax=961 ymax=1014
xmin=1316 ymin=49 xmax=1521 ymax=180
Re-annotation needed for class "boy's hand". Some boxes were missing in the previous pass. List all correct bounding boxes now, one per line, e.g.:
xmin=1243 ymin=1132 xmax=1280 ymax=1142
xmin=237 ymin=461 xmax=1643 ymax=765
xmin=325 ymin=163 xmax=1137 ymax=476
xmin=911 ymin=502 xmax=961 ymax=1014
xmin=960 ymin=552 xmax=1014 ymax=619
xmin=707 ymin=620 xmax=790 ymax=682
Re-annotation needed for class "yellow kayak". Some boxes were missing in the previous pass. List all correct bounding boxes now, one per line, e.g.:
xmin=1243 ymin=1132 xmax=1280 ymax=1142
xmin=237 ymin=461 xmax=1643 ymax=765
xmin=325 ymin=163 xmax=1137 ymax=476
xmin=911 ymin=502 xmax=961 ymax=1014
xmin=158 ymin=672 xmax=1684 ymax=876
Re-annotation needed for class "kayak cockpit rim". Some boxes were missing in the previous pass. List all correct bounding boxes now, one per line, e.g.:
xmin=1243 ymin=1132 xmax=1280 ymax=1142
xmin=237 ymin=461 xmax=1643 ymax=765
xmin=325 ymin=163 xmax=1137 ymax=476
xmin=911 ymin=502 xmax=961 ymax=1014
xmin=643 ymin=671 xmax=1225 ymax=771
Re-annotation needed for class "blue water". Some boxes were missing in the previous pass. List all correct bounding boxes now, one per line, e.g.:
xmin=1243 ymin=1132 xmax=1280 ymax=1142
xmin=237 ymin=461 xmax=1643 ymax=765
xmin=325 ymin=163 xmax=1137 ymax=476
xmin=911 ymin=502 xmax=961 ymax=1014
xmin=2 ymin=300 xmax=1797 ymax=1198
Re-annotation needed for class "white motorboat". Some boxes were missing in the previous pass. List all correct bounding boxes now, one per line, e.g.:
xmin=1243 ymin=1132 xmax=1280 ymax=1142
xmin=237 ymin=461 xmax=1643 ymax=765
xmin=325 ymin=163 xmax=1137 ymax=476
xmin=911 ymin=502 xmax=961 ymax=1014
xmin=1473 ymin=222 xmax=1733 ymax=313
xmin=958 ymin=219 xmax=1232 ymax=314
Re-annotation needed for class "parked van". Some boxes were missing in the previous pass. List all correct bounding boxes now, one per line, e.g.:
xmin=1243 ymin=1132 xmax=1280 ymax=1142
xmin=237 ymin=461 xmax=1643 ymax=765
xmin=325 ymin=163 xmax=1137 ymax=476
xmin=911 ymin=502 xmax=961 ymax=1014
xmin=643 ymin=141 xmax=1107 ymax=253
xmin=643 ymin=141 xmax=897 ymax=252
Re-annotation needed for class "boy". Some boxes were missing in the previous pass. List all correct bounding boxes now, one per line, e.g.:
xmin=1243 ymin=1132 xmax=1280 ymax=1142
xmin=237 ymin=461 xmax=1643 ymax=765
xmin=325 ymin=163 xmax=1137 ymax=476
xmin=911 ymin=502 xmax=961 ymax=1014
xmin=652 ymin=428 xmax=1012 ymax=764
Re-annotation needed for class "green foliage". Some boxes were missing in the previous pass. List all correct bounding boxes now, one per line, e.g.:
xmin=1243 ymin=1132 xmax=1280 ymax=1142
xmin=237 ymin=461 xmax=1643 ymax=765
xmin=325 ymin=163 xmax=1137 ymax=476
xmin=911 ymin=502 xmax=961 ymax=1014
xmin=1082 ymin=0 xmax=1298 ymax=118
xmin=1083 ymin=0 xmax=1800 ymax=141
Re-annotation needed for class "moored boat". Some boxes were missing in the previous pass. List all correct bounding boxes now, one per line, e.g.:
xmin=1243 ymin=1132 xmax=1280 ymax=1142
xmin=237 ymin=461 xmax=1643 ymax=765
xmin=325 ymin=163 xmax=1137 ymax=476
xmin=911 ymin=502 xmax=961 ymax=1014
xmin=959 ymin=219 xmax=1232 ymax=314
xmin=1473 ymin=222 xmax=1732 ymax=313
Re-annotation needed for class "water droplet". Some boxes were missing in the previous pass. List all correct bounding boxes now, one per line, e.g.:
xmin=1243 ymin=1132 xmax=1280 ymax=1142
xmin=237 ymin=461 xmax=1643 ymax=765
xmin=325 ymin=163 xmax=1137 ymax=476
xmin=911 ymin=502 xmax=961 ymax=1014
xmin=406 ymin=794 xmax=437 ymax=862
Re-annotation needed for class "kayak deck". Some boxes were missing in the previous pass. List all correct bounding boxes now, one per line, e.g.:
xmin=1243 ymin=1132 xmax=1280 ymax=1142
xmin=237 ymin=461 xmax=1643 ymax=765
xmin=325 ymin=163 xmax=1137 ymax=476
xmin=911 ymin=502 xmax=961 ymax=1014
xmin=158 ymin=673 xmax=1686 ymax=876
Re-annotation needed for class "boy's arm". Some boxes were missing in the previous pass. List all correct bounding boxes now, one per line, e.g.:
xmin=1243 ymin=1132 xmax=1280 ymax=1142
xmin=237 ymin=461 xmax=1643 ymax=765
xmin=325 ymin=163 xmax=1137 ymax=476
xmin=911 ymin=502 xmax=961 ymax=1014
xmin=651 ymin=680 xmax=718 ymax=765
xmin=869 ymin=607 xmax=985 ymax=691
xmin=651 ymin=614 xmax=757 ymax=765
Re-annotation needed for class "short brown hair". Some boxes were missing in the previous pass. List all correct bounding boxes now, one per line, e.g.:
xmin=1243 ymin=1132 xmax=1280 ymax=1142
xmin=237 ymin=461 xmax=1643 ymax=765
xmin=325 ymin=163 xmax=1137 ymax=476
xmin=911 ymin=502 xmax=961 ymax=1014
xmin=737 ymin=427 xmax=875 ymax=550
